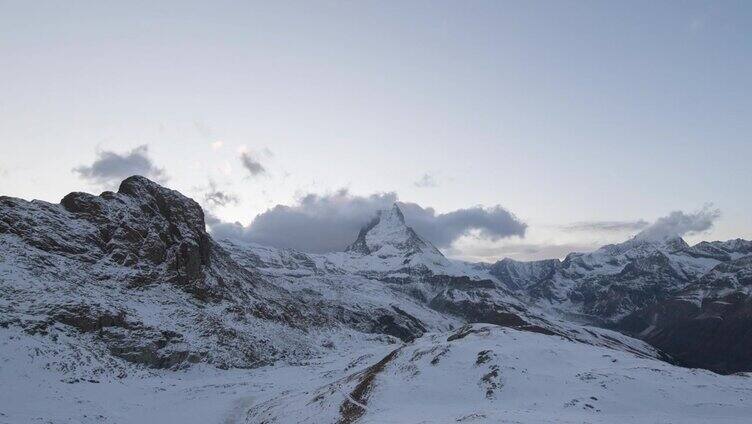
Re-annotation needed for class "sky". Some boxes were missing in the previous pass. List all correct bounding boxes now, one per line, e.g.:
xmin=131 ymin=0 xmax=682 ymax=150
xmin=1 ymin=1 xmax=750 ymax=261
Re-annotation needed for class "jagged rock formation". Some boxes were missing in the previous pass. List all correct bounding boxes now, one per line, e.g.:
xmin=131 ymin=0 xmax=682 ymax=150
xmin=0 ymin=176 xmax=329 ymax=371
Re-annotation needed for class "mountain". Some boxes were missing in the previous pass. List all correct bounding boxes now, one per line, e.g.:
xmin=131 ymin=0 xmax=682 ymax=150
xmin=346 ymin=204 xmax=444 ymax=259
xmin=221 ymin=205 xmax=660 ymax=359
xmin=488 ymin=234 xmax=752 ymax=373
xmin=0 ymin=176 xmax=339 ymax=372
xmin=2 ymin=176 xmax=751 ymax=423
xmin=616 ymin=254 xmax=752 ymax=373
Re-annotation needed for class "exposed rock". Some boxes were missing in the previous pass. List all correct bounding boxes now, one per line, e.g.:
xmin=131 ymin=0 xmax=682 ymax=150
xmin=616 ymin=256 xmax=752 ymax=373
xmin=0 ymin=176 xmax=329 ymax=371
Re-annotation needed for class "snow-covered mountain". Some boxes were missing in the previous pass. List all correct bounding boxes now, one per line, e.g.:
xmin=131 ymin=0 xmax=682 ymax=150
xmin=488 ymin=233 xmax=752 ymax=373
xmin=0 ymin=176 xmax=344 ymax=372
xmin=2 ymin=176 xmax=751 ymax=423
xmin=346 ymin=204 xmax=444 ymax=259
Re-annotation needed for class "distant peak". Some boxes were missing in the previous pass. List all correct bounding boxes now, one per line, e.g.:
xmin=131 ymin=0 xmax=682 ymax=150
xmin=378 ymin=203 xmax=406 ymax=224
xmin=346 ymin=203 xmax=443 ymax=258
xmin=630 ymin=232 xmax=688 ymax=248
xmin=596 ymin=234 xmax=689 ymax=258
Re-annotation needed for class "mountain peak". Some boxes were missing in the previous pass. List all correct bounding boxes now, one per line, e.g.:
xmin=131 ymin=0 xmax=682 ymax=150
xmin=346 ymin=204 xmax=443 ymax=258
xmin=379 ymin=203 xmax=406 ymax=225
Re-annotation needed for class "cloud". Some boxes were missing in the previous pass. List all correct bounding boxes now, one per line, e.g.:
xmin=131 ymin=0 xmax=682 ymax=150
xmin=414 ymin=173 xmax=438 ymax=188
xmin=397 ymin=202 xmax=526 ymax=248
xmin=562 ymin=220 xmax=649 ymax=233
xmin=445 ymin=242 xmax=599 ymax=263
xmin=208 ymin=189 xmax=526 ymax=253
xmin=74 ymin=145 xmax=166 ymax=185
xmin=202 ymin=181 xmax=239 ymax=208
xmin=239 ymin=152 xmax=266 ymax=176
xmin=635 ymin=205 xmax=721 ymax=241
xmin=210 ymin=190 xmax=396 ymax=252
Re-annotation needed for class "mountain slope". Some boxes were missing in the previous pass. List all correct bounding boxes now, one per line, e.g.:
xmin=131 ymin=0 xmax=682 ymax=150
xmin=249 ymin=324 xmax=752 ymax=424
xmin=0 ymin=176 xmax=336 ymax=372
xmin=616 ymin=255 xmax=752 ymax=373
xmin=488 ymin=234 xmax=752 ymax=373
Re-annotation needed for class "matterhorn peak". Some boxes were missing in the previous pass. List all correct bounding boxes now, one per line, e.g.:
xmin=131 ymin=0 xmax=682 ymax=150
xmin=378 ymin=203 xmax=407 ymax=226
xmin=346 ymin=203 xmax=443 ymax=259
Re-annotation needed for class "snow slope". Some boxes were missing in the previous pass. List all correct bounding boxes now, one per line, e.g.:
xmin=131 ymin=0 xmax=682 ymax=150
xmin=250 ymin=324 xmax=752 ymax=424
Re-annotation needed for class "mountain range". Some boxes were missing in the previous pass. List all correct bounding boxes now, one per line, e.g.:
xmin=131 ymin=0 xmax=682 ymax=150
xmin=1 ymin=176 xmax=751 ymax=423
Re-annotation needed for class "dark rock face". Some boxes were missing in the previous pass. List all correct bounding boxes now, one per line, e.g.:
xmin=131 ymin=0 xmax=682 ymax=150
xmin=617 ymin=294 xmax=752 ymax=374
xmin=2 ymin=176 xmax=212 ymax=293
xmin=345 ymin=215 xmax=381 ymax=255
xmin=428 ymin=288 xmax=536 ymax=332
xmin=616 ymin=257 xmax=752 ymax=374
xmin=372 ymin=311 xmax=426 ymax=342
xmin=0 ymin=176 xmax=326 ymax=371
xmin=61 ymin=176 xmax=212 ymax=289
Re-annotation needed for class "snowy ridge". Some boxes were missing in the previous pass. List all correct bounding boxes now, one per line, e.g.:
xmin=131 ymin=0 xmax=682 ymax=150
xmin=490 ymin=235 xmax=752 ymax=322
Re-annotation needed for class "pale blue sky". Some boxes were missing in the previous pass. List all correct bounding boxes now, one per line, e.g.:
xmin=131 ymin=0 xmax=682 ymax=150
xmin=2 ymin=1 xmax=750 ymax=260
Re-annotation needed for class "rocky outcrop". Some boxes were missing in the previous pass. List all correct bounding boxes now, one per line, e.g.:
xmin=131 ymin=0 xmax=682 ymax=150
xmin=0 ymin=176 xmax=328 ymax=372
xmin=62 ymin=176 xmax=212 ymax=292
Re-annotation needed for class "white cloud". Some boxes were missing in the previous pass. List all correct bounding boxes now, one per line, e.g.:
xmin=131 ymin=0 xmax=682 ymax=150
xmin=208 ymin=189 xmax=526 ymax=253
xmin=635 ymin=205 xmax=721 ymax=241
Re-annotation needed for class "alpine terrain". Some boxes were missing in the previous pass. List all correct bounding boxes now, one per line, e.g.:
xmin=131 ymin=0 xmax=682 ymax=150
xmin=1 ymin=176 xmax=751 ymax=423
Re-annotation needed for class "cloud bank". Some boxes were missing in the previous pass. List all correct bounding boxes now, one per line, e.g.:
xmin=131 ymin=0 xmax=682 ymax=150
xmin=208 ymin=189 xmax=526 ymax=253
xmin=635 ymin=205 xmax=721 ymax=241
xmin=398 ymin=202 xmax=527 ymax=248
xmin=74 ymin=145 xmax=166 ymax=186
xmin=563 ymin=220 xmax=650 ymax=233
